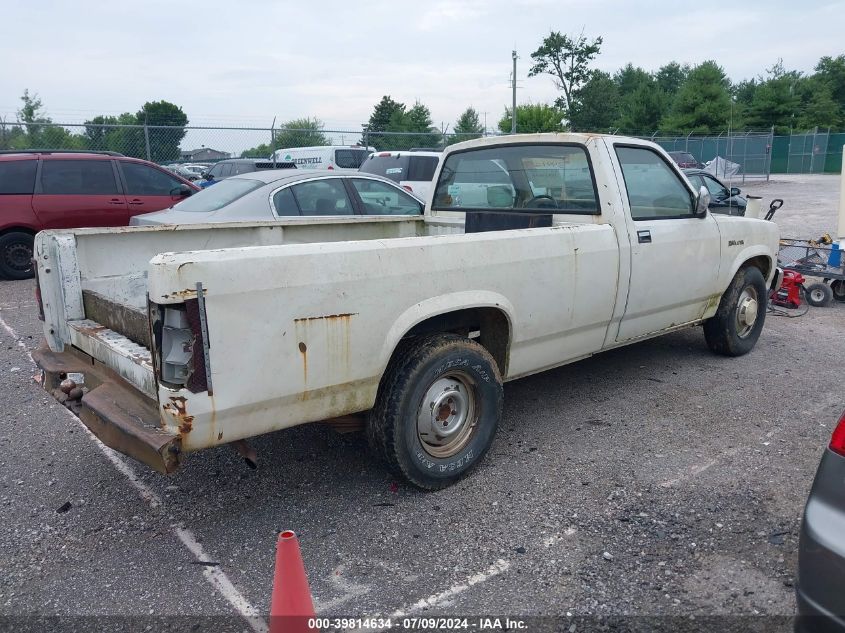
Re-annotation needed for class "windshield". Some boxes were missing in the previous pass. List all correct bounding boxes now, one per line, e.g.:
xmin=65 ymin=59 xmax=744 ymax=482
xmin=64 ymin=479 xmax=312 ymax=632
xmin=172 ymin=177 xmax=264 ymax=212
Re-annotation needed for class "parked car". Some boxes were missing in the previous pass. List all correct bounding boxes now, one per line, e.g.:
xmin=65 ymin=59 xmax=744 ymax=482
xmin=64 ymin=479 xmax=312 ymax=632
xmin=199 ymin=158 xmax=295 ymax=188
xmin=359 ymin=150 xmax=441 ymax=201
xmin=0 ymin=150 xmax=199 ymax=279
xmin=668 ymin=151 xmax=704 ymax=169
xmin=164 ymin=164 xmax=203 ymax=181
xmin=132 ymin=170 xmax=424 ymax=225
xmin=796 ymin=409 xmax=845 ymax=632
xmin=270 ymin=145 xmax=375 ymax=172
xmin=34 ymin=133 xmax=780 ymax=490
xmin=682 ymin=168 xmax=747 ymax=215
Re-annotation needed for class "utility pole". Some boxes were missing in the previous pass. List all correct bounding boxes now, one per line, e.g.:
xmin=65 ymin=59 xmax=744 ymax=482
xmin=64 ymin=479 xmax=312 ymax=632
xmin=511 ymin=50 xmax=518 ymax=134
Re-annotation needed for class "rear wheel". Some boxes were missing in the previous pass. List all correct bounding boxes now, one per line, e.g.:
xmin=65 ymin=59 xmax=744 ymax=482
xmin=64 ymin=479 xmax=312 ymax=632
xmin=0 ymin=232 xmax=35 ymax=280
xmin=805 ymin=282 xmax=833 ymax=307
xmin=830 ymin=280 xmax=845 ymax=303
xmin=704 ymin=266 xmax=767 ymax=356
xmin=367 ymin=333 xmax=503 ymax=490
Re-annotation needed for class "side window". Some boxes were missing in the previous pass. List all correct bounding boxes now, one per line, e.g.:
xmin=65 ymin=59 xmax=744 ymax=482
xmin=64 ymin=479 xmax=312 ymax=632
xmin=0 ymin=160 xmax=37 ymax=194
xmin=272 ymin=187 xmax=300 ymax=216
xmin=350 ymin=179 xmax=423 ymax=215
xmin=290 ymin=179 xmax=353 ymax=215
xmin=702 ymin=175 xmax=729 ymax=199
xmin=218 ymin=163 xmax=233 ymax=178
xmin=208 ymin=163 xmax=224 ymax=178
xmin=407 ymin=156 xmax=439 ymax=182
xmin=615 ymin=147 xmax=694 ymax=220
xmin=122 ymin=162 xmax=183 ymax=195
xmin=41 ymin=160 xmax=117 ymax=195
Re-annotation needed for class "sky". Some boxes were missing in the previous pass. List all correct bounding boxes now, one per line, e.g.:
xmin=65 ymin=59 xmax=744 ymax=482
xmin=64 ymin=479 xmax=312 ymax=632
xmin=2 ymin=0 xmax=843 ymax=143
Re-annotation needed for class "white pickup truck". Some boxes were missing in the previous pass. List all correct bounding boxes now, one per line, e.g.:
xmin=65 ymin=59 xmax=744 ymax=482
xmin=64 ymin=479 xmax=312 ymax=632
xmin=33 ymin=134 xmax=781 ymax=490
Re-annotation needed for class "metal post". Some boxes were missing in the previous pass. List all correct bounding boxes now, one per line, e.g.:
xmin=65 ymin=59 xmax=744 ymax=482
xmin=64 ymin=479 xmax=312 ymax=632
xmin=838 ymin=144 xmax=845 ymax=242
xmin=270 ymin=116 xmax=276 ymax=165
xmin=511 ymin=50 xmax=517 ymax=135
xmin=766 ymin=126 xmax=773 ymax=182
xmin=810 ymin=126 xmax=818 ymax=174
xmin=143 ymin=122 xmax=151 ymax=161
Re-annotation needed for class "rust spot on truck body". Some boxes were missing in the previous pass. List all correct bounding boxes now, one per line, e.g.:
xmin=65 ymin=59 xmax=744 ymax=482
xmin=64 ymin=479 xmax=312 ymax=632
xmin=294 ymin=312 xmax=359 ymax=323
xmin=163 ymin=395 xmax=194 ymax=434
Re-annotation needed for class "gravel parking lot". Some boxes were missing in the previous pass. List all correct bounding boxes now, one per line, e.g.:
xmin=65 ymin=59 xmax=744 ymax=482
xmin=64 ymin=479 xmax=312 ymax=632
xmin=1 ymin=174 xmax=843 ymax=632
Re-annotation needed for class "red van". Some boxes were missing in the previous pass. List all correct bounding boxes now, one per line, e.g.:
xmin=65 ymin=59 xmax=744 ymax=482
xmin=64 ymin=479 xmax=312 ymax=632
xmin=0 ymin=151 xmax=199 ymax=279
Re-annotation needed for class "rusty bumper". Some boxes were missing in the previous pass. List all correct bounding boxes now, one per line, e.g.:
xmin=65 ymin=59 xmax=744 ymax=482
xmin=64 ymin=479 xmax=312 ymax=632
xmin=32 ymin=343 xmax=181 ymax=474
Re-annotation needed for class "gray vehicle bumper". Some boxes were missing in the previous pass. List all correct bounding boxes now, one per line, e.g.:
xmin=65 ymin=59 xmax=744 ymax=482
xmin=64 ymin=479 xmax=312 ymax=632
xmin=796 ymin=449 xmax=845 ymax=633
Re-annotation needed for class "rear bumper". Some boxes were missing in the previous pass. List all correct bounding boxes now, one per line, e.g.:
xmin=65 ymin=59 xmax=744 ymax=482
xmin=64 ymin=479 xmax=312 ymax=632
xmin=32 ymin=342 xmax=181 ymax=474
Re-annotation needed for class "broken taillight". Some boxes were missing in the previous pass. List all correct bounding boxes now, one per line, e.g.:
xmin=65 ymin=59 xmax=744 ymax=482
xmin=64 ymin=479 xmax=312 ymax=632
xmin=830 ymin=411 xmax=845 ymax=457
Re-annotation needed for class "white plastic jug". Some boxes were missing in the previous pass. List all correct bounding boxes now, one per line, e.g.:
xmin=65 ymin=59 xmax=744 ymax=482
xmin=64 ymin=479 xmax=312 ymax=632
xmin=745 ymin=195 xmax=763 ymax=219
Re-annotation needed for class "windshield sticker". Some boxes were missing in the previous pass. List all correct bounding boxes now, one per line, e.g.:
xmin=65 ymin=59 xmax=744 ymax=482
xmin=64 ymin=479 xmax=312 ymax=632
xmin=386 ymin=167 xmax=403 ymax=175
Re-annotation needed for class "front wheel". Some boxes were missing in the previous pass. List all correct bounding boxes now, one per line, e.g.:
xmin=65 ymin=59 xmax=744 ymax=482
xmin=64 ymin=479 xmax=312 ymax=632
xmin=832 ymin=280 xmax=845 ymax=303
xmin=367 ymin=334 xmax=503 ymax=490
xmin=0 ymin=232 xmax=35 ymax=280
xmin=703 ymin=266 xmax=767 ymax=357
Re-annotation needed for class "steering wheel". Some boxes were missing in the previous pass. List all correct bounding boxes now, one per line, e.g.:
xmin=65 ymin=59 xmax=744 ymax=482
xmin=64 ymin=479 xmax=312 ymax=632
xmin=524 ymin=195 xmax=558 ymax=209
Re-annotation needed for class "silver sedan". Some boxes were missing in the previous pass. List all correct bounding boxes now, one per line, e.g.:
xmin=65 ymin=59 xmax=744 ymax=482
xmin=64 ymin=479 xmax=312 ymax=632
xmin=131 ymin=170 xmax=424 ymax=225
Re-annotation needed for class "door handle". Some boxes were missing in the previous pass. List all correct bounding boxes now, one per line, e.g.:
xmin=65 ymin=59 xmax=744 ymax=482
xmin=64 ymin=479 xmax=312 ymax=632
xmin=108 ymin=199 xmax=123 ymax=205
xmin=128 ymin=199 xmax=144 ymax=205
xmin=637 ymin=230 xmax=652 ymax=244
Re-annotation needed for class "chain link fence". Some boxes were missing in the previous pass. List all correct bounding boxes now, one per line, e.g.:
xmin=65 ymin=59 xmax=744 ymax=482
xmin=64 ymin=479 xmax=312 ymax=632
xmin=0 ymin=121 xmax=841 ymax=178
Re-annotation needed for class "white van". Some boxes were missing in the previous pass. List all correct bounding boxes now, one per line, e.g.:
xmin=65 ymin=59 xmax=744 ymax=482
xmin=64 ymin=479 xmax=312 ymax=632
xmin=358 ymin=150 xmax=441 ymax=202
xmin=270 ymin=146 xmax=375 ymax=172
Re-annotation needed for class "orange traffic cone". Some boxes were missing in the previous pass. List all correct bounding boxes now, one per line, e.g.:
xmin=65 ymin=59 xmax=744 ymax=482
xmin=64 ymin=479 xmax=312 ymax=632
xmin=269 ymin=530 xmax=316 ymax=633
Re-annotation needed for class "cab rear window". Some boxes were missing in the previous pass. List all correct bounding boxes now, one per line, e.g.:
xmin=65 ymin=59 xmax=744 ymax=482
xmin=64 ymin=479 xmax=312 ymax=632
xmin=433 ymin=145 xmax=598 ymax=214
xmin=0 ymin=160 xmax=37 ymax=194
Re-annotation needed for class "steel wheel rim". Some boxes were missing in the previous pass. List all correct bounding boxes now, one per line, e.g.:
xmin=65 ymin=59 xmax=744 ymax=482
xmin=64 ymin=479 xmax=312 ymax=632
xmin=735 ymin=286 xmax=759 ymax=338
xmin=810 ymin=288 xmax=825 ymax=303
xmin=4 ymin=242 xmax=32 ymax=272
xmin=416 ymin=371 xmax=478 ymax=459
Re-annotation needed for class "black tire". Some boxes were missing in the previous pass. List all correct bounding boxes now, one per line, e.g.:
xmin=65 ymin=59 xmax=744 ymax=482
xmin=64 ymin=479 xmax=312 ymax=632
xmin=804 ymin=282 xmax=833 ymax=307
xmin=703 ymin=266 xmax=767 ymax=357
xmin=367 ymin=333 xmax=503 ymax=490
xmin=830 ymin=280 xmax=845 ymax=303
xmin=0 ymin=232 xmax=35 ymax=280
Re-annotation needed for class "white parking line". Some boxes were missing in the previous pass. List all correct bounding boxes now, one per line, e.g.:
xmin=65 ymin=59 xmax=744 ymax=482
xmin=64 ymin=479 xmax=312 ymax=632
xmin=389 ymin=559 xmax=511 ymax=618
xmin=0 ymin=313 xmax=268 ymax=633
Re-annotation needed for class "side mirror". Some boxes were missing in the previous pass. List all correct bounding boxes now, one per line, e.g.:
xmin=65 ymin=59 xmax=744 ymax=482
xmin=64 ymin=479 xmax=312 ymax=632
xmin=203 ymin=173 xmax=213 ymax=181
xmin=729 ymin=187 xmax=741 ymax=197
xmin=695 ymin=185 xmax=710 ymax=217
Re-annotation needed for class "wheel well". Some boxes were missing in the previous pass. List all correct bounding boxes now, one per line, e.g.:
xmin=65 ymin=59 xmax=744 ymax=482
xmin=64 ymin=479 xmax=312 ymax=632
xmin=0 ymin=227 xmax=36 ymax=238
xmin=742 ymin=255 xmax=771 ymax=280
xmin=402 ymin=307 xmax=511 ymax=377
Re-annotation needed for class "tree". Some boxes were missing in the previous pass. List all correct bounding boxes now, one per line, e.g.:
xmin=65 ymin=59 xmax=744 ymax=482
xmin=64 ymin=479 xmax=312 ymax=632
xmin=403 ymin=101 xmax=439 ymax=148
xmin=14 ymin=89 xmax=85 ymax=150
xmin=569 ymin=71 xmax=619 ymax=132
xmin=612 ymin=65 xmax=666 ymax=133
xmin=83 ymin=113 xmax=144 ymax=157
xmin=528 ymin=30 xmax=603 ymax=123
xmin=136 ymin=100 xmax=188 ymax=161
xmin=743 ymin=61 xmax=802 ymax=133
xmin=453 ymin=107 xmax=484 ymax=142
xmin=655 ymin=62 xmax=689 ymax=97
xmin=274 ymin=117 xmax=330 ymax=148
xmin=661 ymin=61 xmax=735 ymax=133
xmin=498 ymin=104 xmax=565 ymax=134
xmin=815 ymin=55 xmax=845 ymax=109
xmin=616 ymin=83 xmax=666 ymax=133
xmin=363 ymin=95 xmax=406 ymax=148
